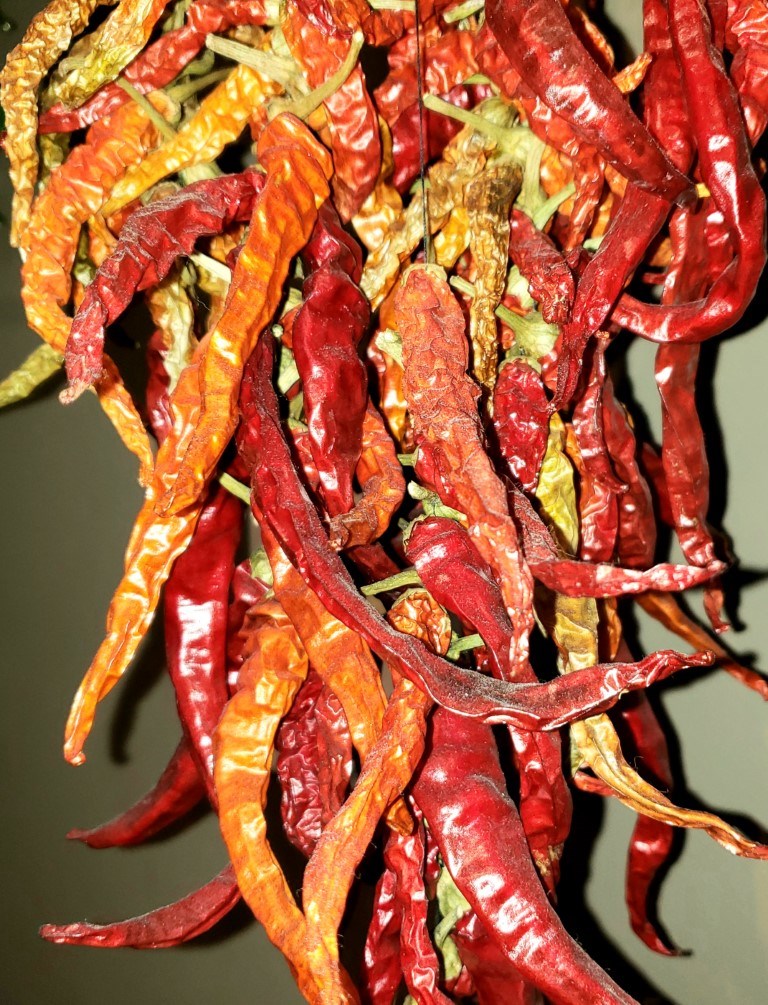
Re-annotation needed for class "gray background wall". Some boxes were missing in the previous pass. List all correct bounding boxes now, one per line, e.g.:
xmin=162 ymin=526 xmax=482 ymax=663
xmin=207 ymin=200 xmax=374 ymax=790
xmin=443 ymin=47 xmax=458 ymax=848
xmin=1 ymin=2 xmax=767 ymax=1002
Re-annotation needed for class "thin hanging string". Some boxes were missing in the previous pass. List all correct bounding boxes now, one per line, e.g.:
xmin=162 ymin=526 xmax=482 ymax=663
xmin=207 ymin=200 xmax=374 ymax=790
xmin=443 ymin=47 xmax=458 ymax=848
xmin=413 ymin=0 xmax=433 ymax=263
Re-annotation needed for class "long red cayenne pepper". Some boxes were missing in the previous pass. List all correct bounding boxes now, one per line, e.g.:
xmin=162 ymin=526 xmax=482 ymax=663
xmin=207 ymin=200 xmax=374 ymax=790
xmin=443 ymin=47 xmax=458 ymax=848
xmin=612 ymin=0 xmax=767 ymax=343
xmin=617 ymin=691 xmax=682 ymax=956
xmin=236 ymin=335 xmax=714 ymax=730
xmin=163 ymin=483 xmax=243 ymax=796
xmin=63 ymin=170 xmax=263 ymax=400
xmin=292 ymin=202 xmax=369 ymax=516
xmin=484 ymin=0 xmax=693 ymax=203
xmin=67 ymin=737 xmax=205 ymax=849
xmin=38 ymin=0 xmax=269 ymax=134
xmin=40 ymin=866 xmax=240 ymax=949
xmin=406 ymin=516 xmax=572 ymax=899
xmin=452 ymin=912 xmax=541 ymax=1005
xmin=510 ymin=489 xmax=725 ymax=597
xmin=412 ymin=708 xmax=639 ymax=1005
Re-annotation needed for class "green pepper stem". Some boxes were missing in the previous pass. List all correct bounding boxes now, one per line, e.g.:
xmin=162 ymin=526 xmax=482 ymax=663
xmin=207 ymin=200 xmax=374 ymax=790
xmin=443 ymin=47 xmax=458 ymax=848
xmin=361 ymin=569 xmax=423 ymax=596
xmin=219 ymin=472 xmax=251 ymax=505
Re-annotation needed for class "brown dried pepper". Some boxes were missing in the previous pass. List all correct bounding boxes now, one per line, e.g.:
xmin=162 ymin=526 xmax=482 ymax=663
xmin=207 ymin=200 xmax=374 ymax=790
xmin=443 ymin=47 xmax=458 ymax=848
xmin=292 ymin=202 xmax=369 ymax=516
xmin=466 ymin=161 xmax=521 ymax=389
xmin=0 ymin=0 xmax=102 ymax=244
xmin=154 ymin=112 xmax=333 ymax=517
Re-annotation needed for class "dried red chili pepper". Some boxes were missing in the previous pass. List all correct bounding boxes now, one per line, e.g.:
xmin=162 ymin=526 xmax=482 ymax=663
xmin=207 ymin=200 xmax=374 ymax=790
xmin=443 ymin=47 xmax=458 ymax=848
xmin=484 ymin=0 xmax=693 ymax=203
xmin=63 ymin=170 xmax=263 ymax=398
xmin=406 ymin=516 xmax=572 ymax=898
xmin=508 ymin=208 xmax=574 ymax=326
xmin=452 ymin=911 xmax=537 ymax=1005
xmin=361 ymin=863 xmax=404 ymax=1005
xmin=412 ymin=708 xmax=640 ymax=1005
xmin=238 ymin=334 xmax=711 ymax=730
xmin=164 ymin=483 xmax=243 ymax=795
xmin=384 ymin=821 xmax=452 ymax=1005
xmin=616 ymin=692 xmax=682 ymax=957
xmin=292 ymin=201 xmax=369 ymax=516
xmin=613 ymin=0 xmax=767 ymax=344
xmin=570 ymin=337 xmax=622 ymax=563
xmin=67 ymin=737 xmax=205 ymax=849
xmin=510 ymin=489 xmax=725 ymax=597
xmin=726 ymin=0 xmax=768 ymax=144
xmin=492 ymin=358 xmax=550 ymax=495
xmin=275 ymin=670 xmax=325 ymax=857
xmin=40 ymin=865 xmax=240 ymax=949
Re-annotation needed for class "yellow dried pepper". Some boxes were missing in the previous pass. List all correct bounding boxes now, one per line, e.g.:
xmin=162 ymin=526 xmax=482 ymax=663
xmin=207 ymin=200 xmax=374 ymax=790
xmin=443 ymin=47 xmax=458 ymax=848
xmin=0 ymin=344 xmax=63 ymax=409
xmin=0 ymin=0 xmax=103 ymax=245
xmin=48 ymin=0 xmax=171 ymax=110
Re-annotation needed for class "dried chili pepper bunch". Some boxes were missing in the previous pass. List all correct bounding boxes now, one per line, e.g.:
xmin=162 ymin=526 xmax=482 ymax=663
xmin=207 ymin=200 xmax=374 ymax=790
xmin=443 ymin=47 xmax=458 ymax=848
xmin=2 ymin=0 xmax=768 ymax=1002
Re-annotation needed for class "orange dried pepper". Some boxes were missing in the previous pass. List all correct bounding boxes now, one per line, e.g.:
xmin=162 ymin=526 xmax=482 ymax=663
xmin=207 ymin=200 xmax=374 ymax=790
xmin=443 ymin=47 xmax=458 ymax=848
xmin=63 ymin=495 xmax=203 ymax=765
xmin=153 ymin=113 xmax=333 ymax=516
xmin=213 ymin=601 xmax=333 ymax=1001
xmin=301 ymin=677 xmax=430 ymax=1000
xmin=328 ymin=401 xmax=406 ymax=551
xmin=261 ymin=522 xmax=389 ymax=763
xmin=104 ymin=63 xmax=282 ymax=215
xmin=20 ymin=97 xmax=170 ymax=481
